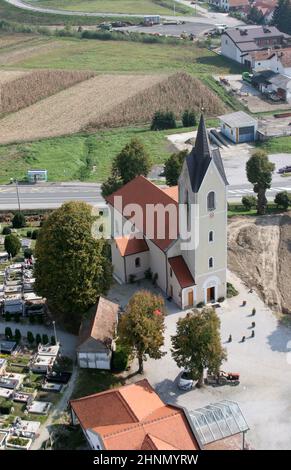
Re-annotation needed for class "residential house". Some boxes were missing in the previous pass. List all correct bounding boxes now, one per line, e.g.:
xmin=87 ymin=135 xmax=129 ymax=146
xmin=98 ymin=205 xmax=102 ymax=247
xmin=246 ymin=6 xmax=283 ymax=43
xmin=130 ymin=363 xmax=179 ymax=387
xmin=221 ymin=25 xmax=290 ymax=65
xmin=209 ymin=0 xmax=249 ymax=12
xmin=253 ymin=0 xmax=277 ymax=24
xmin=77 ymin=296 xmax=118 ymax=370
xmin=70 ymin=379 xmax=249 ymax=450
xmin=105 ymin=115 xmax=229 ymax=309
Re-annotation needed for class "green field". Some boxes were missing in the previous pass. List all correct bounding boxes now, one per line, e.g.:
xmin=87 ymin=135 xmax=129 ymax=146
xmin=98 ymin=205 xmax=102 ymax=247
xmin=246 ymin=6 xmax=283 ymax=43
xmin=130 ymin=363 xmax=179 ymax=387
xmin=256 ymin=136 xmax=291 ymax=154
xmin=0 ymin=0 xmax=140 ymax=25
xmin=26 ymin=0 xmax=193 ymax=15
xmin=0 ymin=122 xmax=218 ymax=183
xmin=3 ymin=36 xmax=242 ymax=76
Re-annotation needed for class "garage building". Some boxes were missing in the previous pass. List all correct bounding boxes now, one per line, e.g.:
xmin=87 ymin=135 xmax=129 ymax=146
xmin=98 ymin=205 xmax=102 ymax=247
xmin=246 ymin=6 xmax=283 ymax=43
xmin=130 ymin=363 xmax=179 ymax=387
xmin=219 ymin=111 xmax=258 ymax=143
xmin=77 ymin=296 xmax=119 ymax=370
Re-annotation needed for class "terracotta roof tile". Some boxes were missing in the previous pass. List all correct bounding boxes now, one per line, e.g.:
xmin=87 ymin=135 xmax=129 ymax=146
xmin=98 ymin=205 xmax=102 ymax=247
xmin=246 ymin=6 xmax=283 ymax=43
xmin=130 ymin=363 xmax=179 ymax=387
xmin=161 ymin=186 xmax=179 ymax=202
xmin=70 ymin=379 xmax=199 ymax=450
xmin=168 ymin=256 xmax=195 ymax=288
xmin=228 ymin=0 xmax=249 ymax=6
xmin=115 ymin=235 xmax=149 ymax=257
xmin=106 ymin=176 xmax=178 ymax=252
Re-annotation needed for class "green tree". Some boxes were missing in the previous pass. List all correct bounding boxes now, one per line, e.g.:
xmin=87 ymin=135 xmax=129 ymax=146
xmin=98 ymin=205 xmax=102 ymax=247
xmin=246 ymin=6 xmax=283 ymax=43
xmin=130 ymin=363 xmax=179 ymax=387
xmin=119 ymin=290 xmax=166 ymax=373
xmin=12 ymin=212 xmax=26 ymax=229
xmin=164 ymin=150 xmax=188 ymax=186
xmin=34 ymin=201 xmax=112 ymax=332
xmin=151 ymin=111 xmax=177 ymax=131
xmin=248 ymin=6 xmax=265 ymax=24
xmin=274 ymin=191 xmax=290 ymax=210
xmin=112 ymin=139 xmax=151 ymax=185
xmin=171 ymin=307 xmax=227 ymax=387
xmin=246 ymin=150 xmax=275 ymax=215
xmin=101 ymin=175 xmax=123 ymax=198
xmin=24 ymin=248 xmax=33 ymax=259
xmin=42 ymin=334 xmax=49 ymax=345
xmin=182 ymin=110 xmax=197 ymax=128
xmin=14 ymin=329 xmax=21 ymax=344
xmin=36 ymin=334 xmax=42 ymax=345
xmin=4 ymin=234 xmax=21 ymax=258
xmin=27 ymin=331 xmax=34 ymax=345
xmin=272 ymin=0 xmax=291 ymax=34
xmin=2 ymin=226 xmax=11 ymax=235
xmin=5 ymin=326 xmax=12 ymax=339
xmin=241 ymin=195 xmax=257 ymax=211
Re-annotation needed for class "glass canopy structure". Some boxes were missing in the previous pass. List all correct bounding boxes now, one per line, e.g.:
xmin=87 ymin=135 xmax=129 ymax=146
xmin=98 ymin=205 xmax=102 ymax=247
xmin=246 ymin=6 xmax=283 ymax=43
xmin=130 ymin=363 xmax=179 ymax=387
xmin=188 ymin=400 xmax=249 ymax=446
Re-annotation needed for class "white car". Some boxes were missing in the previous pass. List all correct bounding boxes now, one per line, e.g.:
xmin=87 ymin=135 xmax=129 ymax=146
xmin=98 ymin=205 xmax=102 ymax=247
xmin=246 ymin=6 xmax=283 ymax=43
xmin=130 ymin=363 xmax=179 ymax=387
xmin=178 ymin=371 xmax=196 ymax=391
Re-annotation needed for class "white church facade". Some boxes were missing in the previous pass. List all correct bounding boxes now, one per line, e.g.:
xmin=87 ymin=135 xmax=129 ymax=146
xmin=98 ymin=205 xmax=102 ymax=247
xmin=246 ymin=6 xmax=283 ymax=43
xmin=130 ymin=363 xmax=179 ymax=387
xmin=105 ymin=115 xmax=228 ymax=309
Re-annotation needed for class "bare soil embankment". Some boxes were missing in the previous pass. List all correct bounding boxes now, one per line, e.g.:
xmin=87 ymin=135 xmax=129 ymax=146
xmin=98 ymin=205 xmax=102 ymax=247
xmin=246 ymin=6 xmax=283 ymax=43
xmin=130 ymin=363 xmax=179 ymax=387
xmin=228 ymin=213 xmax=291 ymax=314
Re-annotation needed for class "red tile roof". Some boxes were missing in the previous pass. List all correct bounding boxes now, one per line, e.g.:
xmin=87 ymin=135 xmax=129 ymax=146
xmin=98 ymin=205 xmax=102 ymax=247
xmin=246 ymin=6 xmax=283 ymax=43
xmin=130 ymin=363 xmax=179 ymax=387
xmin=161 ymin=186 xmax=179 ymax=202
xmin=115 ymin=235 xmax=149 ymax=257
xmin=105 ymin=176 xmax=178 ymax=252
xmin=228 ymin=0 xmax=249 ymax=6
xmin=70 ymin=379 xmax=199 ymax=450
xmin=168 ymin=256 xmax=195 ymax=288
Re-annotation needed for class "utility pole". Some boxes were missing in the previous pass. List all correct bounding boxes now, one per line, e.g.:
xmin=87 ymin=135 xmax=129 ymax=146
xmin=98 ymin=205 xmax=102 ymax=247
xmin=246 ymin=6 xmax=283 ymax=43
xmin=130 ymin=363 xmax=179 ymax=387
xmin=15 ymin=179 xmax=21 ymax=212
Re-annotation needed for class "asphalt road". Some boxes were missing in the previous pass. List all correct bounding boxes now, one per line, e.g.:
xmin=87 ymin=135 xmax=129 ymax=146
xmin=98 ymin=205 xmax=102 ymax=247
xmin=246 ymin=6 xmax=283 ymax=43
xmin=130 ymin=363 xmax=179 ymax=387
xmin=1 ymin=181 xmax=291 ymax=210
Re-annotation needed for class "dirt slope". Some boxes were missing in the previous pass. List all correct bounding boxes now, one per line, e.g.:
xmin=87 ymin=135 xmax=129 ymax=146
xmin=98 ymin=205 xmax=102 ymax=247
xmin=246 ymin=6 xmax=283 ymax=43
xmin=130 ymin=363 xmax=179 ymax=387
xmin=228 ymin=214 xmax=291 ymax=314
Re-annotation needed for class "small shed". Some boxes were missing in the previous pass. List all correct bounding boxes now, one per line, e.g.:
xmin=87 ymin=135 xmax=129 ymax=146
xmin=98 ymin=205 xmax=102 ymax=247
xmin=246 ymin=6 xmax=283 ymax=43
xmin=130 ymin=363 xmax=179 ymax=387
xmin=77 ymin=296 xmax=119 ymax=370
xmin=219 ymin=111 xmax=258 ymax=143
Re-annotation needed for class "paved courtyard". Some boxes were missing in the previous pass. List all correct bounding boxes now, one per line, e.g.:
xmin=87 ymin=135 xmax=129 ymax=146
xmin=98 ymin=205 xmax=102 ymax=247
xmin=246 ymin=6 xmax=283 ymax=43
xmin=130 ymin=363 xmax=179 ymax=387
xmin=109 ymin=273 xmax=291 ymax=450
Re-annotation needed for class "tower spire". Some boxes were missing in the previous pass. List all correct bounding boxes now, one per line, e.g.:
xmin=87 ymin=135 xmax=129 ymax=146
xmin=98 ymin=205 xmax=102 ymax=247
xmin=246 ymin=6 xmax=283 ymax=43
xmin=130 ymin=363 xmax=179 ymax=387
xmin=194 ymin=113 xmax=211 ymax=159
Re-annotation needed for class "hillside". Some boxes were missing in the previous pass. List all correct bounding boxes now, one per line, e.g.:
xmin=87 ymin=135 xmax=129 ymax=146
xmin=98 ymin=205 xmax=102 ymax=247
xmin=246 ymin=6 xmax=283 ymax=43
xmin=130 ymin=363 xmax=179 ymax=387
xmin=228 ymin=214 xmax=291 ymax=315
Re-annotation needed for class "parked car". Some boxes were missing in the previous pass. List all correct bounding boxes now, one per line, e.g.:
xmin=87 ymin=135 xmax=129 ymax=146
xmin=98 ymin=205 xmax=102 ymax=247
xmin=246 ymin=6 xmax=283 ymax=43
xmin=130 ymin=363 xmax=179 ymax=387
xmin=278 ymin=166 xmax=291 ymax=174
xmin=178 ymin=370 xmax=196 ymax=390
xmin=205 ymin=370 xmax=240 ymax=386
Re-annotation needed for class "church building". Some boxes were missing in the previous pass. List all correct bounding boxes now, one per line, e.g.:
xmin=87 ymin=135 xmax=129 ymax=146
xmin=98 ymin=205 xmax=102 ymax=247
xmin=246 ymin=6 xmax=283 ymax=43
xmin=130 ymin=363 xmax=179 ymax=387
xmin=105 ymin=115 xmax=228 ymax=309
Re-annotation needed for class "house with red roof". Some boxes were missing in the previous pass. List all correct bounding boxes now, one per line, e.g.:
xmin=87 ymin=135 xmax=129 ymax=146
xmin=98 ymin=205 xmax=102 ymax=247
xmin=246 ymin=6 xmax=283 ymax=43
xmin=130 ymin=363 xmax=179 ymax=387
xmin=105 ymin=116 xmax=228 ymax=308
xmin=70 ymin=379 xmax=249 ymax=450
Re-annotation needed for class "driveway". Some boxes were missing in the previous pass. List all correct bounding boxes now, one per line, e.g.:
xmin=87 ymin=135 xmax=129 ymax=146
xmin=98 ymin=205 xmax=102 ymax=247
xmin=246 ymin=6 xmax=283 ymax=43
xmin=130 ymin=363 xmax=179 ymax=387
xmin=110 ymin=272 xmax=291 ymax=450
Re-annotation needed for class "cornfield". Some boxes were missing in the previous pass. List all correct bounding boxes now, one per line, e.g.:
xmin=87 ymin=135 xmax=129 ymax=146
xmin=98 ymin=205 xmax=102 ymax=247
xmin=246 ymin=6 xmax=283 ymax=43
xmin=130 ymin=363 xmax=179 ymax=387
xmin=87 ymin=72 xmax=226 ymax=130
xmin=0 ymin=69 xmax=95 ymax=114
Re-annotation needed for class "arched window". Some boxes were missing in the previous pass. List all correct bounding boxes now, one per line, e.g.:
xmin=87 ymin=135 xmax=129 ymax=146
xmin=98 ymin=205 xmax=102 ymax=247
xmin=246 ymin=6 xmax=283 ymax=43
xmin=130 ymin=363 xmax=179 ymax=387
xmin=135 ymin=257 xmax=140 ymax=268
xmin=209 ymin=230 xmax=214 ymax=242
xmin=209 ymin=257 xmax=214 ymax=269
xmin=207 ymin=191 xmax=216 ymax=211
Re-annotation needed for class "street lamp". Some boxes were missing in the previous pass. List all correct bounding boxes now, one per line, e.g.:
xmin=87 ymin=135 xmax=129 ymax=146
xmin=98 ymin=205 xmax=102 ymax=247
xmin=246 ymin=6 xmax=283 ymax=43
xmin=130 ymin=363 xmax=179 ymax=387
xmin=52 ymin=320 xmax=58 ymax=345
xmin=14 ymin=178 xmax=21 ymax=213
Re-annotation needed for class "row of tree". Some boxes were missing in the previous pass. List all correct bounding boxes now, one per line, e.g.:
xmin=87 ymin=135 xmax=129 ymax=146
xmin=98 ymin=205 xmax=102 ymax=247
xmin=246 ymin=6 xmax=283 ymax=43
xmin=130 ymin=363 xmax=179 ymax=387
xmin=119 ymin=290 xmax=226 ymax=386
xmin=272 ymin=0 xmax=291 ymax=35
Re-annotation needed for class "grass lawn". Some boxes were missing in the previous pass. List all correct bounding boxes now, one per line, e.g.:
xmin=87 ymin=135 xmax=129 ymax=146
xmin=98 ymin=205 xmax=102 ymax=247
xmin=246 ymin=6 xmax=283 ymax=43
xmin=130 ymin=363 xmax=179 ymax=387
xmin=4 ymin=36 xmax=243 ymax=76
xmin=0 ymin=123 xmax=218 ymax=183
xmin=71 ymin=368 xmax=123 ymax=399
xmin=227 ymin=203 xmax=283 ymax=218
xmin=0 ymin=0 xmax=141 ymax=25
xmin=26 ymin=0 xmax=194 ymax=15
xmin=256 ymin=136 xmax=291 ymax=154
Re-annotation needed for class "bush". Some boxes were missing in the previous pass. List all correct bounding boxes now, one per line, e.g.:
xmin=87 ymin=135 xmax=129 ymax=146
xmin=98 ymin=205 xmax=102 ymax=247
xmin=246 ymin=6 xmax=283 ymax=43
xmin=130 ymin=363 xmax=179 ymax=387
xmin=36 ymin=334 xmax=42 ymax=345
xmin=14 ymin=329 xmax=21 ymax=344
xmin=12 ymin=212 xmax=26 ymax=229
xmin=2 ymin=226 xmax=11 ymax=235
xmin=42 ymin=334 xmax=49 ymax=345
xmin=31 ymin=230 xmax=38 ymax=240
xmin=217 ymin=296 xmax=225 ymax=303
xmin=111 ymin=344 xmax=130 ymax=372
xmin=27 ymin=331 xmax=34 ymax=345
xmin=4 ymin=234 xmax=21 ymax=258
xmin=26 ymin=230 xmax=32 ymax=238
xmin=14 ymin=313 xmax=21 ymax=323
xmin=5 ymin=326 xmax=12 ymax=339
xmin=0 ymin=398 xmax=13 ymax=415
xmin=151 ymin=111 xmax=176 ymax=131
xmin=129 ymin=274 xmax=136 ymax=284
xmin=274 ymin=191 xmax=290 ymax=211
xmin=241 ymin=195 xmax=257 ymax=211
xmin=144 ymin=268 xmax=152 ymax=280
xmin=196 ymin=301 xmax=205 ymax=308
xmin=182 ymin=109 xmax=197 ymax=127
xmin=24 ymin=248 xmax=33 ymax=259
xmin=227 ymin=282 xmax=239 ymax=298
xmin=152 ymin=273 xmax=158 ymax=286
xmin=51 ymin=335 xmax=56 ymax=346
xmin=5 ymin=312 xmax=11 ymax=322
